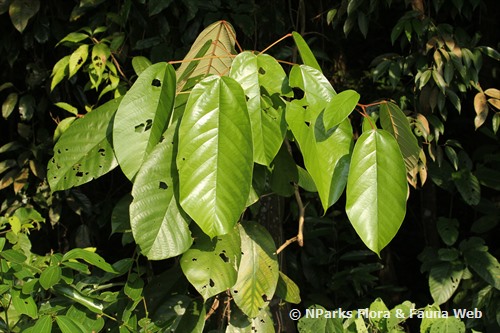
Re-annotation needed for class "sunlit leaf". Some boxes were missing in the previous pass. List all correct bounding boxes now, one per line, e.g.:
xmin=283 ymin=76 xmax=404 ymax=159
xmin=51 ymin=55 xmax=70 ymax=91
xmin=24 ymin=315 xmax=52 ymax=333
xmin=68 ymin=44 xmax=89 ymax=78
xmin=56 ymin=32 xmax=89 ymax=46
xmin=132 ymin=56 xmax=152 ymax=76
xmin=232 ymin=222 xmax=279 ymax=318
xmin=230 ymin=51 xmax=290 ymax=165
xmin=323 ymin=89 xmax=360 ymax=130
xmin=429 ymin=262 xmax=464 ymax=304
xmin=55 ymin=315 xmax=87 ymax=333
xmin=292 ymin=32 xmax=321 ymax=71
xmin=177 ymin=76 xmax=253 ymax=237
xmin=130 ymin=121 xmax=192 ymax=260
xmin=62 ymin=248 xmax=116 ymax=273
xmin=47 ymin=99 xmax=120 ymax=191
xmin=11 ymin=289 xmax=37 ymax=318
xmin=484 ymin=88 xmax=500 ymax=99
xmin=346 ymin=130 xmax=407 ymax=255
xmin=113 ymin=62 xmax=176 ymax=180
xmin=298 ymin=304 xmax=343 ymax=332
xmin=474 ymin=92 xmax=488 ymax=129
xmin=180 ymin=226 xmax=241 ymax=300
xmin=275 ymin=271 xmax=301 ymax=304
xmin=39 ymin=265 xmax=62 ymax=290
xmin=2 ymin=92 xmax=18 ymax=119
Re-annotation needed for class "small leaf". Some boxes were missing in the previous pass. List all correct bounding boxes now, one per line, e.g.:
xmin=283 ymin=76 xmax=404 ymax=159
xmin=444 ymin=146 xmax=458 ymax=170
xmin=53 ymin=117 xmax=76 ymax=142
xmin=11 ymin=289 xmax=37 ymax=318
xmin=292 ymin=32 xmax=321 ymax=72
xmin=493 ymin=113 xmax=500 ymax=134
xmin=2 ymin=92 xmax=18 ymax=119
xmin=346 ymin=130 xmax=407 ymax=255
xmin=124 ymin=273 xmax=144 ymax=301
xmin=39 ymin=265 xmax=62 ymax=290
xmin=53 ymin=284 xmax=104 ymax=314
xmin=69 ymin=44 xmax=89 ymax=78
xmin=488 ymin=98 xmax=500 ymax=110
xmin=461 ymin=237 xmax=500 ymax=289
xmin=452 ymin=169 xmax=481 ymax=205
xmin=474 ymin=92 xmax=488 ymax=129
xmin=437 ymin=218 xmax=459 ymax=246
xmin=1 ymin=249 xmax=27 ymax=263
xmin=54 ymin=102 xmax=78 ymax=115
xmin=56 ymin=32 xmax=90 ymax=46
xmin=25 ymin=315 xmax=53 ymax=333
xmin=9 ymin=0 xmax=40 ymax=33
xmin=275 ymin=271 xmax=301 ymax=304
xmin=132 ymin=56 xmax=152 ymax=76
xmin=323 ymin=90 xmax=360 ymax=130
xmin=232 ymin=222 xmax=279 ymax=318
xmin=62 ymin=248 xmax=116 ymax=273
xmin=484 ymin=88 xmax=500 ymax=99
xmin=55 ymin=315 xmax=87 ymax=333
xmin=51 ymin=55 xmax=70 ymax=91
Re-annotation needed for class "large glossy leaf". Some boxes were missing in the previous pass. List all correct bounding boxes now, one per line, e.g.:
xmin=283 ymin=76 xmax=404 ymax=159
xmin=346 ymin=129 xmax=407 ymax=255
xmin=177 ymin=76 xmax=253 ymax=237
xmin=286 ymin=100 xmax=352 ymax=211
xmin=379 ymin=102 xmax=420 ymax=173
xmin=130 ymin=121 xmax=192 ymax=260
xmin=47 ymin=98 xmax=121 ymax=192
xmin=231 ymin=222 xmax=279 ymax=318
xmin=176 ymin=21 xmax=236 ymax=92
xmin=113 ymin=62 xmax=176 ymax=180
xmin=230 ymin=51 xmax=290 ymax=165
xmin=180 ymin=226 xmax=241 ymax=300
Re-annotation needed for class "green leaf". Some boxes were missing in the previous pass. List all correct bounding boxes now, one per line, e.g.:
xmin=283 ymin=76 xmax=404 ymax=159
xmin=54 ymin=102 xmax=78 ymax=116
xmin=452 ymin=169 xmax=481 ymax=205
xmin=55 ymin=315 xmax=87 ymax=333
xmin=113 ymin=62 xmax=176 ymax=180
xmin=132 ymin=56 xmax=152 ymax=76
xmin=275 ymin=271 xmax=301 ymax=304
xmin=39 ymin=265 xmax=62 ymax=290
xmin=297 ymin=165 xmax=317 ymax=192
xmin=270 ymin=145 xmax=298 ymax=196
xmin=379 ymin=102 xmax=420 ymax=173
xmin=53 ymin=116 xmax=76 ymax=142
xmin=231 ymin=222 xmax=279 ymax=318
xmin=230 ymin=51 xmax=289 ymax=165
xmin=18 ymin=94 xmax=35 ymax=121
xmin=178 ymin=76 xmax=253 ymax=237
xmin=420 ymin=304 xmax=441 ymax=333
xmin=148 ymin=0 xmax=174 ymax=16
xmin=180 ymin=225 xmax=241 ymax=300
xmin=429 ymin=262 xmax=464 ymax=304
xmin=369 ymin=298 xmax=389 ymax=331
xmin=66 ymin=305 xmax=104 ymax=332
xmin=286 ymin=100 xmax=352 ymax=212
xmin=436 ymin=217 xmax=459 ymax=246
xmin=47 ymin=98 xmax=120 ymax=191
xmin=2 ymin=92 xmax=18 ymax=119
xmin=461 ymin=237 xmax=500 ymax=289
xmin=9 ymin=0 xmax=40 ymax=33
xmin=11 ymin=289 xmax=37 ymax=318
xmin=292 ymin=32 xmax=321 ymax=72
xmin=172 ymin=299 xmax=206 ymax=333
xmin=62 ymin=248 xmax=116 ymax=273
xmin=227 ymin=306 xmax=274 ymax=333
xmin=124 ymin=273 xmax=144 ymax=301
xmin=346 ymin=130 xmax=407 ymax=255
xmin=297 ymin=305 xmax=344 ymax=333
xmin=52 ymin=284 xmax=104 ymax=314
xmin=56 ymin=32 xmax=90 ymax=46
xmin=68 ymin=44 xmax=89 ymax=78
xmin=24 ymin=315 xmax=53 ymax=333
xmin=51 ymin=55 xmax=70 ymax=91
xmin=176 ymin=20 xmax=236 ymax=91
xmin=1 ymin=249 xmax=27 ymax=263
xmin=323 ymin=89 xmax=360 ymax=130
xmin=91 ymin=43 xmax=111 ymax=85
xmin=428 ymin=317 xmax=465 ymax=333
xmin=289 ymin=65 xmax=336 ymax=118
xmin=130 ymin=121 xmax=192 ymax=260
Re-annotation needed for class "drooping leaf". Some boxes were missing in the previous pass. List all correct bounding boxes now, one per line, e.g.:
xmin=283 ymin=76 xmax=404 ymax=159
xmin=47 ymin=98 xmax=120 ymax=191
xmin=474 ymin=92 xmax=488 ymax=129
xmin=346 ymin=130 xmax=407 ymax=255
xmin=9 ymin=0 xmax=40 ymax=33
xmin=68 ymin=44 xmax=89 ymax=78
xmin=177 ymin=76 xmax=253 ymax=237
xmin=2 ymin=92 xmax=18 ymax=119
xmin=51 ymin=55 xmax=70 ymax=91
xmin=176 ymin=20 xmax=236 ymax=92
xmin=130 ymin=120 xmax=192 ymax=260
xmin=180 ymin=225 xmax=241 ymax=300
xmin=429 ymin=262 xmax=464 ymax=304
xmin=231 ymin=222 xmax=279 ymax=318
xmin=286 ymin=100 xmax=352 ymax=212
xmin=291 ymin=32 xmax=321 ymax=72
xmin=230 ymin=51 xmax=290 ymax=165
xmin=379 ymin=102 xmax=420 ymax=173
xmin=275 ymin=271 xmax=301 ymax=304
xmin=323 ymin=89 xmax=360 ymax=130
xmin=113 ymin=62 xmax=176 ymax=180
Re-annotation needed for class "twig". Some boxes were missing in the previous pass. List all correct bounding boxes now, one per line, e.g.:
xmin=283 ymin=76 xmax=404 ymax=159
xmin=294 ymin=185 xmax=305 ymax=247
xmin=205 ymin=295 xmax=220 ymax=320
xmin=260 ymin=33 xmax=293 ymax=55
xmin=275 ymin=236 xmax=298 ymax=255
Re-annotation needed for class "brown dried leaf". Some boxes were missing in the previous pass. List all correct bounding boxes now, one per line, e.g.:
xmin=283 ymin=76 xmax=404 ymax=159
xmin=13 ymin=168 xmax=29 ymax=194
xmin=484 ymin=88 xmax=500 ymax=99
xmin=416 ymin=113 xmax=430 ymax=138
xmin=487 ymin=98 xmax=500 ymax=110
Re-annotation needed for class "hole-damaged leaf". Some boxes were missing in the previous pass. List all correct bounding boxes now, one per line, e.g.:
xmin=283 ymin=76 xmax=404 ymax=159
xmin=47 ymin=99 xmax=121 ymax=192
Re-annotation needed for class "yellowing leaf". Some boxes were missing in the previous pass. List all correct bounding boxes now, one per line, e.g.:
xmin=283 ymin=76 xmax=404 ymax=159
xmin=484 ymin=88 xmax=500 ymax=99
xmin=474 ymin=92 xmax=488 ymax=129
xmin=69 ymin=44 xmax=89 ymax=78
